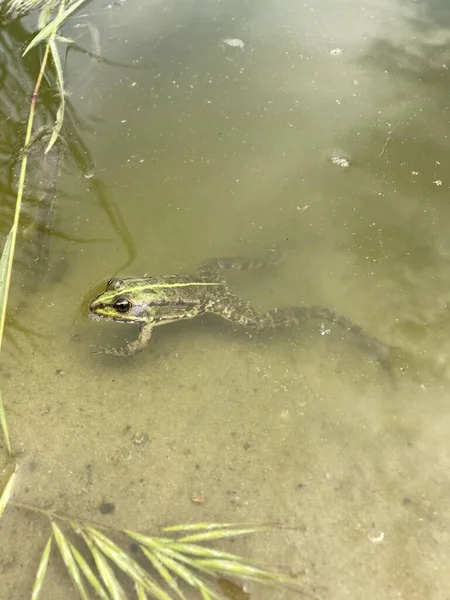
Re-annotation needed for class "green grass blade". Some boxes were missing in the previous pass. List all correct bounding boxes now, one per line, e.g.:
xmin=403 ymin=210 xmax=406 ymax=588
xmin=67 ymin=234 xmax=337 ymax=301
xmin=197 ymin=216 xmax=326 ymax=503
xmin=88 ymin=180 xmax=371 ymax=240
xmin=23 ymin=0 xmax=88 ymax=55
xmin=139 ymin=546 xmax=187 ymax=600
xmin=142 ymin=547 xmax=196 ymax=586
xmin=135 ymin=532 xmax=295 ymax=594
xmin=162 ymin=523 xmax=249 ymax=533
xmin=0 ymin=228 xmax=14 ymax=352
xmin=0 ymin=228 xmax=13 ymax=309
xmin=135 ymin=583 xmax=147 ymax=600
xmin=0 ymin=389 xmax=11 ymax=455
xmin=140 ymin=545 xmax=213 ymax=587
xmin=52 ymin=522 xmax=89 ymax=600
xmin=195 ymin=559 xmax=292 ymax=586
xmin=164 ymin=542 xmax=245 ymax=563
xmin=199 ymin=587 xmax=214 ymax=600
xmin=85 ymin=527 xmax=172 ymax=600
xmin=31 ymin=535 xmax=53 ymax=600
xmin=56 ymin=35 xmax=74 ymax=44
xmin=70 ymin=542 xmax=110 ymax=600
xmin=168 ymin=542 xmax=295 ymax=587
xmin=141 ymin=548 xmax=225 ymax=600
xmin=0 ymin=466 xmax=17 ymax=520
xmin=92 ymin=547 xmax=127 ymax=600
xmin=196 ymin=581 xmax=224 ymax=600
xmin=88 ymin=543 xmax=127 ymax=600
xmin=6 ymin=0 xmax=48 ymax=14
xmin=46 ymin=39 xmax=65 ymax=153
xmin=176 ymin=527 xmax=265 ymax=544
xmin=124 ymin=531 xmax=173 ymax=546
xmin=37 ymin=1 xmax=53 ymax=28
xmin=125 ymin=532 xmax=180 ymax=554
xmin=127 ymin=534 xmax=215 ymax=578
xmin=78 ymin=529 xmax=127 ymax=600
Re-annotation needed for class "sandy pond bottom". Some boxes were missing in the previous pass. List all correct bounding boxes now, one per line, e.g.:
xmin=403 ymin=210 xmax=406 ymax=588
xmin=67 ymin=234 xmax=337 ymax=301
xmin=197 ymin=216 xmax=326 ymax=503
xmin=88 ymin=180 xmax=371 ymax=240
xmin=1 ymin=305 xmax=449 ymax=600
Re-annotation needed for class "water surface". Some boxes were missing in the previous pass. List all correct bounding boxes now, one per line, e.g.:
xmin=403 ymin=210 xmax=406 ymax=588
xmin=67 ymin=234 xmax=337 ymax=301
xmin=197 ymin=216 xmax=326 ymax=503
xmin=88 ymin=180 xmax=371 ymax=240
xmin=1 ymin=1 xmax=450 ymax=598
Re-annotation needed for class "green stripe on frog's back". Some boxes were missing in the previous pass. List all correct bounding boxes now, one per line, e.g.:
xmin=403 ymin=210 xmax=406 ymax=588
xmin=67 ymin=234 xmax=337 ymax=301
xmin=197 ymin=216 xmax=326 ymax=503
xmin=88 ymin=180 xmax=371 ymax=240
xmin=97 ymin=278 xmax=224 ymax=304
xmin=139 ymin=281 xmax=222 ymax=290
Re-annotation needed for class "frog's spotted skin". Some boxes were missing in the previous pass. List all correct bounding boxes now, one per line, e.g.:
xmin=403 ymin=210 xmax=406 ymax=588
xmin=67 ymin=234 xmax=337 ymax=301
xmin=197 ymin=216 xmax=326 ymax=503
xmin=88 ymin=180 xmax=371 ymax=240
xmin=89 ymin=255 xmax=390 ymax=369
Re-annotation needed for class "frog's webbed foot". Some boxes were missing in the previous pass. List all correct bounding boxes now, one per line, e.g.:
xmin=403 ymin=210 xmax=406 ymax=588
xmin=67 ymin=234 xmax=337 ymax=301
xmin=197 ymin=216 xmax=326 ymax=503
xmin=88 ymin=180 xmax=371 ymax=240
xmin=90 ymin=324 xmax=154 ymax=358
xmin=90 ymin=340 xmax=144 ymax=357
xmin=272 ymin=305 xmax=394 ymax=372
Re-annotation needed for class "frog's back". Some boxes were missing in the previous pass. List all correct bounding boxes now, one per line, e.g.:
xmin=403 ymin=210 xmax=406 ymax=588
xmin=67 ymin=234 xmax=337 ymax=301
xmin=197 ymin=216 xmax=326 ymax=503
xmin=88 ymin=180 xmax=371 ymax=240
xmin=133 ymin=274 xmax=226 ymax=302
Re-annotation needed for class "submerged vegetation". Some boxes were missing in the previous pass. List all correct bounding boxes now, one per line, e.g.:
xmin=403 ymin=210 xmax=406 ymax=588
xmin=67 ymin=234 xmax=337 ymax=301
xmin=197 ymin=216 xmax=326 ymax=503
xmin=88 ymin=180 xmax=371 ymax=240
xmin=0 ymin=1 xmax=303 ymax=598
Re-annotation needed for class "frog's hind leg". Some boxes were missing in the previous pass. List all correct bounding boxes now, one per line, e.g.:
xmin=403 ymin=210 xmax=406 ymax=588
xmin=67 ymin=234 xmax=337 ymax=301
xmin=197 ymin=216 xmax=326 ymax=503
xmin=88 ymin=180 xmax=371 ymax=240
xmin=212 ymin=294 xmax=391 ymax=370
xmin=209 ymin=293 xmax=273 ymax=328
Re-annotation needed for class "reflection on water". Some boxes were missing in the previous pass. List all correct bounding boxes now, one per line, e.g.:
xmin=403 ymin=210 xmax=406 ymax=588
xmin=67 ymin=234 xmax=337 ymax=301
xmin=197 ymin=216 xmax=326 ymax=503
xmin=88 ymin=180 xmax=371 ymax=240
xmin=2 ymin=0 xmax=450 ymax=598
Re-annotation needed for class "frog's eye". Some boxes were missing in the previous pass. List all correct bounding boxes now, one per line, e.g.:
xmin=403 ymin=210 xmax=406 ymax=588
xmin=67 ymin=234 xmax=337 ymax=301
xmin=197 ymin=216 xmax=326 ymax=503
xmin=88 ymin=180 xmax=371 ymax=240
xmin=113 ymin=297 xmax=132 ymax=313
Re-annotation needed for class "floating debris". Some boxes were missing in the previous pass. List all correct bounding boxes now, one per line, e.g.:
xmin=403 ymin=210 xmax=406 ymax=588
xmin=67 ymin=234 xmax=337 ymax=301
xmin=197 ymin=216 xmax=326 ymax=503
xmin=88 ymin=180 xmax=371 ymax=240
xmin=330 ymin=47 xmax=343 ymax=55
xmin=132 ymin=432 xmax=149 ymax=445
xmin=222 ymin=38 xmax=245 ymax=49
xmin=368 ymin=531 xmax=385 ymax=543
xmin=328 ymin=149 xmax=352 ymax=168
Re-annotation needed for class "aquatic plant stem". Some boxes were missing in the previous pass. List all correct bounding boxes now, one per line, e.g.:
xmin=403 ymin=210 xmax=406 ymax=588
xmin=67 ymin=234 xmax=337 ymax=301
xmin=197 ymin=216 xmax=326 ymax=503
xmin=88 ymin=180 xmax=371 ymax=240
xmin=0 ymin=44 xmax=50 ymax=352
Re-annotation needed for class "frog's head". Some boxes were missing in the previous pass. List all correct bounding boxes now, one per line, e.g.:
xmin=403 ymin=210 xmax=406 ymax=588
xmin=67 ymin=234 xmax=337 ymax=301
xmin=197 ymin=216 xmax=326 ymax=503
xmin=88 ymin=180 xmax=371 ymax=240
xmin=88 ymin=277 xmax=164 ymax=324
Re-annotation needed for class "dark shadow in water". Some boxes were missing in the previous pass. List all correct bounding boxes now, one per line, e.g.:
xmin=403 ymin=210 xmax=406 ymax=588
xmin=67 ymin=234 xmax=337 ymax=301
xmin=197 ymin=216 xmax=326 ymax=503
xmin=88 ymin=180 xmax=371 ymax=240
xmin=361 ymin=1 xmax=450 ymax=87
xmin=0 ymin=9 xmax=139 ymax=349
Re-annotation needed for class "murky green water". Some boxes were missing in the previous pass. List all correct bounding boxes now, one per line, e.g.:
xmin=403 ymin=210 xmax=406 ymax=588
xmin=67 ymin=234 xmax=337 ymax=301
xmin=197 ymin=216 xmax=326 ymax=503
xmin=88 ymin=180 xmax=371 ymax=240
xmin=2 ymin=0 xmax=450 ymax=598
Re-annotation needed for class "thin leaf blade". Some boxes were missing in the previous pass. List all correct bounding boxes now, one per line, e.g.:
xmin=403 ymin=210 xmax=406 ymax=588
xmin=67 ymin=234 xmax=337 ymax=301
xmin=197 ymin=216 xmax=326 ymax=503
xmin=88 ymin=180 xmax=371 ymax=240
xmin=70 ymin=542 xmax=110 ymax=600
xmin=139 ymin=546 xmax=187 ymax=600
xmin=31 ymin=535 xmax=53 ymax=600
xmin=86 ymin=527 xmax=172 ymax=600
xmin=162 ymin=523 xmax=247 ymax=533
xmin=52 ymin=522 xmax=89 ymax=600
xmin=0 ymin=389 xmax=11 ymax=455
xmin=78 ymin=529 xmax=127 ymax=600
xmin=23 ymin=0 xmax=89 ymax=55
xmin=177 ymin=527 xmax=265 ymax=544
xmin=0 ymin=466 xmax=17 ymax=520
xmin=135 ymin=582 xmax=148 ymax=600
xmin=0 ymin=228 xmax=14 ymax=353
xmin=45 ymin=39 xmax=65 ymax=153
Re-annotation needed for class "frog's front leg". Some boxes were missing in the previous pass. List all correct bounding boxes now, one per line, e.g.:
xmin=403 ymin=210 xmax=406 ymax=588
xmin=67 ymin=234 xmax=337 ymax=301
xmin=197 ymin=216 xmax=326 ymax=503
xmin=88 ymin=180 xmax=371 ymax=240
xmin=93 ymin=322 xmax=154 ymax=357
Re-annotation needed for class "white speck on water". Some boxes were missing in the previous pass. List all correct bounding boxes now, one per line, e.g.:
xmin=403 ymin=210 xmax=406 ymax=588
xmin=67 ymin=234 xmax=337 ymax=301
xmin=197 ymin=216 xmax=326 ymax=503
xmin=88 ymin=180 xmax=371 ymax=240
xmin=320 ymin=323 xmax=331 ymax=335
xmin=433 ymin=180 xmax=442 ymax=186
xmin=131 ymin=82 xmax=137 ymax=87
xmin=412 ymin=171 xmax=419 ymax=175
xmin=330 ymin=155 xmax=350 ymax=168
xmin=368 ymin=532 xmax=385 ymax=543
xmin=328 ymin=148 xmax=352 ymax=168
xmin=121 ymin=119 xmax=127 ymax=123
xmin=223 ymin=38 xmax=245 ymax=49
xmin=330 ymin=47 xmax=342 ymax=55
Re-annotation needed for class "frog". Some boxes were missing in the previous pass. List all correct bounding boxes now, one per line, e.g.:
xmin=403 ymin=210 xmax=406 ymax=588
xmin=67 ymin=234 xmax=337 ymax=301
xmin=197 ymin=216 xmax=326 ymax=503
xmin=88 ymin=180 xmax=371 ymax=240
xmin=88 ymin=254 xmax=390 ymax=368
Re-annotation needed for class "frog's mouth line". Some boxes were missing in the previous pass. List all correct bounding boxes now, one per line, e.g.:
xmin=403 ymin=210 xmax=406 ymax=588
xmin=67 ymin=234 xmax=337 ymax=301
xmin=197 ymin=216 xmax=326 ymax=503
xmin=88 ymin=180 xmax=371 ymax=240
xmin=88 ymin=311 xmax=137 ymax=324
